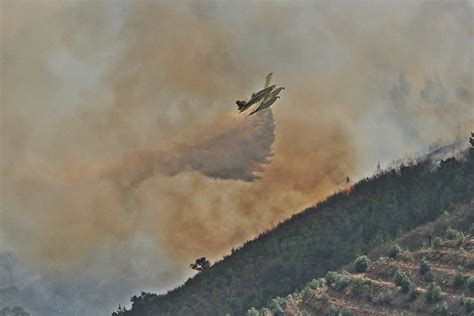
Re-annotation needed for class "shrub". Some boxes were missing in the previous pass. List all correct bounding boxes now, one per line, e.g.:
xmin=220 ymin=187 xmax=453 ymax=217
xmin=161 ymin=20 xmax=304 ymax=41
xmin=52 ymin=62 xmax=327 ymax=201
xmin=452 ymin=268 xmax=464 ymax=289
xmin=435 ymin=301 xmax=449 ymax=315
xmin=423 ymin=272 xmax=434 ymax=283
xmin=319 ymin=293 xmax=329 ymax=303
xmin=362 ymin=284 xmax=374 ymax=302
xmin=268 ymin=299 xmax=283 ymax=315
xmin=326 ymin=305 xmax=339 ymax=316
xmin=426 ymin=283 xmax=442 ymax=303
xmin=446 ymin=227 xmax=459 ymax=239
xmin=419 ymin=257 xmax=431 ymax=275
xmin=246 ymin=307 xmax=263 ymax=316
xmin=388 ymin=244 xmax=402 ymax=259
xmin=302 ymin=288 xmax=313 ymax=300
xmin=393 ymin=270 xmax=412 ymax=293
xmin=325 ymin=271 xmax=339 ymax=285
xmin=308 ymin=278 xmax=326 ymax=290
xmin=351 ymin=278 xmax=365 ymax=296
xmin=470 ymin=223 xmax=474 ymax=235
xmin=467 ymin=276 xmax=474 ymax=292
xmin=464 ymin=298 xmax=474 ymax=313
xmin=354 ymin=255 xmax=371 ymax=273
xmin=375 ymin=290 xmax=393 ymax=305
xmin=446 ymin=227 xmax=465 ymax=243
xmin=433 ymin=237 xmax=443 ymax=249
xmin=335 ymin=276 xmax=350 ymax=292
xmin=408 ymin=283 xmax=418 ymax=301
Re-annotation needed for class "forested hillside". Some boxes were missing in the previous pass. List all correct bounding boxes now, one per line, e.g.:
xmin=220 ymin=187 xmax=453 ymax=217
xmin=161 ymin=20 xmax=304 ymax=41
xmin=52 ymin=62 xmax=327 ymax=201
xmin=116 ymin=139 xmax=474 ymax=316
xmin=252 ymin=200 xmax=474 ymax=315
xmin=263 ymin=230 xmax=474 ymax=315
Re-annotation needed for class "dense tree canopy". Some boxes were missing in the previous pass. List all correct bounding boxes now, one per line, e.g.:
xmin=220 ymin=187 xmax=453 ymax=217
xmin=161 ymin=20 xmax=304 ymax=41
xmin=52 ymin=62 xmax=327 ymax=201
xmin=115 ymin=145 xmax=474 ymax=316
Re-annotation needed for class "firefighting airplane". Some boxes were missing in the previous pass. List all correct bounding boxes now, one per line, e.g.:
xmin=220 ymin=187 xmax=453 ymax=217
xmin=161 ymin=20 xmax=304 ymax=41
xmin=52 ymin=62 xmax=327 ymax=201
xmin=235 ymin=73 xmax=284 ymax=116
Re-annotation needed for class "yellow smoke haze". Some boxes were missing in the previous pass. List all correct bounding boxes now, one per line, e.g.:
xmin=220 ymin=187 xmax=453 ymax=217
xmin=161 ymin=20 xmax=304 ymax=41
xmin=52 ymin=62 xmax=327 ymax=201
xmin=0 ymin=0 xmax=472 ymax=307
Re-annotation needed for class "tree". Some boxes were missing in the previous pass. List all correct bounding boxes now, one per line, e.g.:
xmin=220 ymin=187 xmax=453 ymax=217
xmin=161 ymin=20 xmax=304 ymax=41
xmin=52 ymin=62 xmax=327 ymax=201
xmin=190 ymin=257 xmax=211 ymax=272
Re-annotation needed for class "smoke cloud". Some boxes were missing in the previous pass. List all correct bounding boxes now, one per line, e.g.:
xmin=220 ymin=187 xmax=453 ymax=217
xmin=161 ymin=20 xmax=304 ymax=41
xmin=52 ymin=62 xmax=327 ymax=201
xmin=1 ymin=0 xmax=472 ymax=314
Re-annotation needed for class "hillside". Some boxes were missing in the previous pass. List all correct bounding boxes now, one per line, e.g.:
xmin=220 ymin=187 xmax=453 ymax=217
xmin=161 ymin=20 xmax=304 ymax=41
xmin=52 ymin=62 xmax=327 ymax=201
xmin=253 ymin=201 xmax=474 ymax=315
xmin=116 ymin=142 xmax=474 ymax=315
xmin=282 ymin=234 xmax=474 ymax=315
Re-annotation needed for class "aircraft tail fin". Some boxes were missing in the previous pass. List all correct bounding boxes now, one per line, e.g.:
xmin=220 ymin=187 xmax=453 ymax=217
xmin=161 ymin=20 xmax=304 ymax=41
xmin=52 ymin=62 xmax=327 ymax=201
xmin=236 ymin=100 xmax=246 ymax=109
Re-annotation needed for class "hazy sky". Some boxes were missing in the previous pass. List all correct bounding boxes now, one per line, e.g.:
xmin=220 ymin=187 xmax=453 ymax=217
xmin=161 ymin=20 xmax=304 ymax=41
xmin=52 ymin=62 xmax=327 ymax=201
xmin=1 ymin=1 xmax=472 ymax=314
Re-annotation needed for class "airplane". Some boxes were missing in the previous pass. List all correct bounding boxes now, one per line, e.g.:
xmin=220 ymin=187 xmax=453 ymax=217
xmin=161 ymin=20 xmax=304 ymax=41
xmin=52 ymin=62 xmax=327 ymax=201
xmin=235 ymin=73 xmax=283 ymax=115
xmin=249 ymin=96 xmax=280 ymax=116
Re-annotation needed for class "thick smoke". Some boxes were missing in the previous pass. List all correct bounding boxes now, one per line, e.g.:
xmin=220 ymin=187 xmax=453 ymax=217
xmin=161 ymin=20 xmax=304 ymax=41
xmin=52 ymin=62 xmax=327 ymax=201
xmin=1 ymin=0 xmax=472 ymax=315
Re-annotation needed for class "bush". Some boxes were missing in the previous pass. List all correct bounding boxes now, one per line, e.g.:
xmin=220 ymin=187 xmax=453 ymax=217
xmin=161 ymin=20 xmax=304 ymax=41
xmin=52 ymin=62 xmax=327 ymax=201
xmin=419 ymin=257 xmax=431 ymax=275
xmin=351 ymin=278 xmax=365 ymax=296
xmin=446 ymin=227 xmax=465 ymax=243
xmin=452 ymin=268 xmax=464 ymax=289
xmin=426 ymin=283 xmax=442 ymax=303
xmin=433 ymin=237 xmax=443 ymax=249
xmin=375 ymin=291 xmax=393 ymax=305
xmin=354 ymin=256 xmax=371 ymax=273
xmin=326 ymin=305 xmax=339 ymax=316
xmin=319 ymin=293 xmax=329 ymax=303
xmin=246 ymin=307 xmax=263 ymax=316
xmin=423 ymin=272 xmax=434 ymax=283
xmin=467 ymin=276 xmax=474 ymax=292
xmin=362 ymin=284 xmax=374 ymax=302
xmin=308 ymin=278 xmax=326 ymax=290
xmin=388 ymin=244 xmax=402 ymax=259
xmin=393 ymin=270 xmax=412 ymax=293
xmin=325 ymin=271 xmax=339 ymax=285
xmin=302 ymin=288 xmax=313 ymax=300
xmin=435 ymin=301 xmax=449 ymax=315
xmin=446 ymin=227 xmax=459 ymax=239
xmin=268 ymin=299 xmax=283 ymax=315
xmin=464 ymin=298 xmax=474 ymax=313
xmin=335 ymin=276 xmax=350 ymax=292
xmin=408 ymin=283 xmax=418 ymax=301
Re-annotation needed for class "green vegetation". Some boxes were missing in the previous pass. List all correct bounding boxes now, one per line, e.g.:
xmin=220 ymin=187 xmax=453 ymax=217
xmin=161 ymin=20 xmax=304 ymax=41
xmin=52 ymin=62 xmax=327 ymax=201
xmin=464 ymin=298 xmax=474 ymax=313
xmin=467 ymin=276 xmax=474 ymax=292
xmin=335 ymin=275 xmax=350 ymax=292
xmin=425 ymin=282 xmax=442 ymax=303
xmin=393 ymin=270 xmax=412 ymax=293
xmin=419 ymin=257 xmax=431 ymax=275
xmin=452 ymin=268 xmax=464 ymax=289
xmin=375 ymin=290 xmax=393 ymax=305
xmin=326 ymin=305 xmax=339 ymax=316
xmin=116 ymin=147 xmax=474 ymax=315
xmin=307 ymin=277 xmax=326 ymax=290
xmin=268 ymin=298 xmax=284 ymax=315
xmin=433 ymin=237 xmax=443 ymax=249
xmin=446 ymin=227 xmax=465 ymax=243
xmin=435 ymin=301 xmax=449 ymax=315
xmin=354 ymin=255 xmax=371 ymax=273
xmin=189 ymin=257 xmax=211 ymax=272
xmin=408 ymin=283 xmax=418 ymax=301
xmin=388 ymin=244 xmax=403 ymax=259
